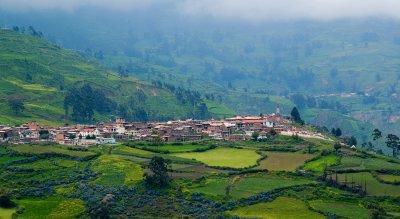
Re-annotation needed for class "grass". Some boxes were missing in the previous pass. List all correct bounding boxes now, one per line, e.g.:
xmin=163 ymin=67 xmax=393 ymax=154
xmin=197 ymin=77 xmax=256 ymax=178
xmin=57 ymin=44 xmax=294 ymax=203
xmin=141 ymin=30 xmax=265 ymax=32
xmin=226 ymin=197 xmax=325 ymax=219
xmin=10 ymin=144 xmax=96 ymax=158
xmin=174 ymin=147 xmax=261 ymax=168
xmin=0 ymin=155 xmax=26 ymax=165
xmin=303 ymin=154 xmax=340 ymax=172
xmin=332 ymin=156 xmax=400 ymax=171
xmin=337 ymin=172 xmax=400 ymax=196
xmin=0 ymin=208 xmax=16 ymax=219
xmin=112 ymin=145 xmax=154 ymax=156
xmin=137 ymin=144 xmax=211 ymax=153
xmin=91 ymin=155 xmax=143 ymax=186
xmin=229 ymin=173 xmax=316 ymax=199
xmin=9 ymin=157 xmax=82 ymax=170
xmin=309 ymin=200 xmax=370 ymax=219
xmin=16 ymin=197 xmax=84 ymax=219
xmin=189 ymin=176 xmax=231 ymax=197
xmin=377 ymin=174 xmax=400 ymax=183
xmin=256 ymin=152 xmax=316 ymax=171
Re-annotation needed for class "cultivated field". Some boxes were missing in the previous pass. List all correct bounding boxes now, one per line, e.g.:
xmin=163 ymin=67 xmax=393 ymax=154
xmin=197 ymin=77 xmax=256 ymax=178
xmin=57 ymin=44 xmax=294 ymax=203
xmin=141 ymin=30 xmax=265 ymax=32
xmin=16 ymin=197 xmax=85 ymax=219
xmin=303 ymin=154 xmax=340 ymax=172
xmin=229 ymin=173 xmax=316 ymax=199
xmin=10 ymin=144 xmax=97 ymax=158
xmin=91 ymin=155 xmax=143 ymax=186
xmin=256 ymin=152 xmax=316 ymax=171
xmin=174 ymin=147 xmax=261 ymax=168
xmin=337 ymin=172 xmax=400 ymax=196
xmin=377 ymin=174 xmax=400 ymax=183
xmin=332 ymin=156 xmax=400 ymax=171
xmin=226 ymin=197 xmax=325 ymax=219
xmin=309 ymin=200 xmax=370 ymax=219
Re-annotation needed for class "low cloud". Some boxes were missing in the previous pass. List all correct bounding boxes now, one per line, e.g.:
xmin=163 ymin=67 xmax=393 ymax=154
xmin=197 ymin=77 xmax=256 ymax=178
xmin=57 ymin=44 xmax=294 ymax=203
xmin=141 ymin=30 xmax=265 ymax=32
xmin=1 ymin=0 xmax=400 ymax=21
xmin=177 ymin=0 xmax=400 ymax=21
xmin=0 ymin=0 xmax=163 ymax=12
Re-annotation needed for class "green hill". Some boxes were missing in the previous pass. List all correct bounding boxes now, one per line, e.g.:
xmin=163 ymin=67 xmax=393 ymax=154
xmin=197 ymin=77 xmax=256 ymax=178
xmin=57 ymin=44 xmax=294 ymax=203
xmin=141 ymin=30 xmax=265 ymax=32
xmin=0 ymin=30 xmax=234 ymax=126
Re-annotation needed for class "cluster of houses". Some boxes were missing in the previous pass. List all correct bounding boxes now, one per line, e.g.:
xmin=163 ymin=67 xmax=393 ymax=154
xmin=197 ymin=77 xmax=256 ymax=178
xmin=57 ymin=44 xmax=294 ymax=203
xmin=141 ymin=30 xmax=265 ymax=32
xmin=0 ymin=112 xmax=329 ymax=146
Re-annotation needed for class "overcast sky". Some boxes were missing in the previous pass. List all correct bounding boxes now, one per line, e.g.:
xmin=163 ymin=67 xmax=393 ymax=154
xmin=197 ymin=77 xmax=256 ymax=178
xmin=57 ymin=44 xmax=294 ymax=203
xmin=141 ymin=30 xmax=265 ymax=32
xmin=1 ymin=0 xmax=400 ymax=21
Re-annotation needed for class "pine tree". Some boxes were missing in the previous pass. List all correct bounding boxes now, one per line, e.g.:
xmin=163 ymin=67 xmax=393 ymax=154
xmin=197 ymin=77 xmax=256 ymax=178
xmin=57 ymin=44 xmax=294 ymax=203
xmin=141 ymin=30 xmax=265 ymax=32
xmin=290 ymin=107 xmax=304 ymax=125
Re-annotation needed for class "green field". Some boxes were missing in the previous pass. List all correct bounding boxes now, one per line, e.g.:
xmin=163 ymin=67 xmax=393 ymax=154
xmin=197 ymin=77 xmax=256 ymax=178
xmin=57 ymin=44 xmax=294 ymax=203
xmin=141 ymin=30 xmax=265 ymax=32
xmin=112 ymin=145 xmax=154 ymax=156
xmin=174 ymin=147 xmax=261 ymax=168
xmin=9 ymin=158 xmax=82 ymax=170
xmin=304 ymin=154 xmax=340 ymax=172
xmin=0 ymin=155 xmax=26 ymax=165
xmin=226 ymin=197 xmax=324 ymax=219
xmin=377 ymin=174 xmax=400 ymax=183
xmin=256 ymin=152 xmax=316 ymax=171
xmin=91 ymin=155 xmax=143 ymax=186
xmin=16 ymin=197 xmax=85 ymax=219
xmin=229 ymin=174 xmax=315 ymax=199
xmin=337 ymin=172 xmax=400 ymax=196
xmin=309 ymin=200 xmax=370 ymax=219
xmin=10 ymin=144 xmax=96 ymax=158
xmin=137 ymin=144 xmax=211 ymax=153
xmin=332 ymin=156 xmax=400 ymax=171
xmin=0 ymin=208 xmax=16 ymax=219
xmin=189 ymin=176 xmax=231 ymax=197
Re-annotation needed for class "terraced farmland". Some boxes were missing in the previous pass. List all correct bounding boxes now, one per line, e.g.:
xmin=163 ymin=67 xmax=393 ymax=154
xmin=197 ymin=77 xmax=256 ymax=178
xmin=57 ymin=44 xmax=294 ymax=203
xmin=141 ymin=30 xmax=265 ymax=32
xmin=174 ymin=147 xmax=261 ymax=168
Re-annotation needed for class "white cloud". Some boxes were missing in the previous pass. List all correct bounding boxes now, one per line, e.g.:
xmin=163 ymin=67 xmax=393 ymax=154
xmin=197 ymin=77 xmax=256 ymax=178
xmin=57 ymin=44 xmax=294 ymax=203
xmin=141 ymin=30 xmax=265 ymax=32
xmin=1 ymin=0 xmax=400 ymax=21
xmin=0 ymin=0 xmax=162 ymax=12
xmin=177 ymin=0 xmax=400 ymax=21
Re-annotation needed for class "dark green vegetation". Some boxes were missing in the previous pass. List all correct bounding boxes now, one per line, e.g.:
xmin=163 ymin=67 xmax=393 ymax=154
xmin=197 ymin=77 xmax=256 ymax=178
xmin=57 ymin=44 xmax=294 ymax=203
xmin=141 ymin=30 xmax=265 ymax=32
xmin=0 ymin=29 xmax=232 ymax=126
xmin=1 ymin=135 xmax=400 ymax=218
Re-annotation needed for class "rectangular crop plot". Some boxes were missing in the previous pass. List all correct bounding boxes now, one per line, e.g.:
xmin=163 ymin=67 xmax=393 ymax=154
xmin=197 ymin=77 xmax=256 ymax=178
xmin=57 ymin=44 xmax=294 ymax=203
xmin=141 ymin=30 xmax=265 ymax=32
xmin=256 ymin=152 xmax=316 ymax=171
xmin=226 ymin=197 xmax=325 ymax=219
xmin=229 ymin=173 xmax=316 ymax=199
xmin=309 ymin=200 xmax=370 ymax=219
xmin=11 ymin=144 xmax=97 ymax=158
xmin=174 ymin=147 xmax=261 ymax=168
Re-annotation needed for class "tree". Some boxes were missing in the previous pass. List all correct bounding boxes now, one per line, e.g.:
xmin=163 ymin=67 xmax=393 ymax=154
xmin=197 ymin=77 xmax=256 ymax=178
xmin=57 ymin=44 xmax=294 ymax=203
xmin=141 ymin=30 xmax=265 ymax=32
xmin=386 ymin=134 xmax=399 ymax=157
xmin=335 ymin=128 xmax=342 ymax=137
xmin=8 ymin=99 xmax=25 ymax=115
xmin=269 ymin=128 xmax=277 ymax=136
xmin=344 ymin=136 xmax=357 ymax=146
xmin=145 ymin=156 xmax=170 ymax=187
xmin=290 ymin=107 xmax=304 ymax=125
xmin=331 ymin=128 xmax=336 ymax=136
xmin=334 ymin=142 xmax=341 ymax=152
xmin=251 ymin=132 xmax=260 ymax=141
xmin=372 ymin=129 xmax=382 ymax=141
xmin=39 ymin=130 xmax=49 ymax=139
xmin=0 ymin=190 xmax=16 ymax=208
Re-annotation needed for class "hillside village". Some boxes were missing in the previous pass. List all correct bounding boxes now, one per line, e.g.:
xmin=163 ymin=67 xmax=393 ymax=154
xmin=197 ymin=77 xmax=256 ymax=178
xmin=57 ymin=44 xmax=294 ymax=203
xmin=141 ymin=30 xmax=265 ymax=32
xmin=0 ymin=110 xmax=331 ymax=146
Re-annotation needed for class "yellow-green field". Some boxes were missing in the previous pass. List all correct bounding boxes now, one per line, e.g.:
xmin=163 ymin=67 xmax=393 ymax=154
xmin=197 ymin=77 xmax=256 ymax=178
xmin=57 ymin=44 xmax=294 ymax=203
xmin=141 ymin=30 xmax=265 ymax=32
xmin=91 ymin=155 xmax=143 ymax=186
xmin=16 ymin=197 xmax=85 ymax=219
xmin=10 ymin=145 xmax=97 ymax=158
xmin=0 ymin=208 xmax=16 ymax=219
xmin=309 ymin=200 xmax=370 ymax=219
xmin=174 ymin=147 xmax=261 ymax=168
xmin=226 ymin=197 xmax=324 ymax=219
xmin=304 ymin=154 xmax=340 ymax=172
xmin=377 ymin=174 xmax=400 ymax=183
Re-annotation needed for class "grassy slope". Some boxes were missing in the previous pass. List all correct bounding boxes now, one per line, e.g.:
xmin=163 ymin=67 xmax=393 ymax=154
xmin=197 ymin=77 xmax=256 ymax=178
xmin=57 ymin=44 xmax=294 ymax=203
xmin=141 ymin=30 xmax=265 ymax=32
xmin=0 ymin=30 xmax=231 ymax=126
